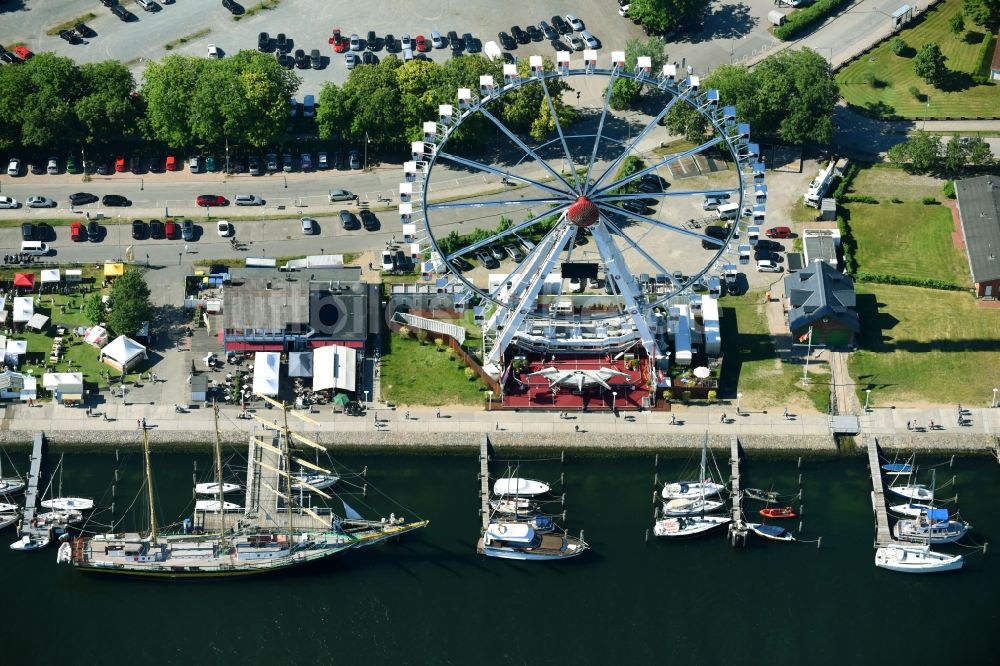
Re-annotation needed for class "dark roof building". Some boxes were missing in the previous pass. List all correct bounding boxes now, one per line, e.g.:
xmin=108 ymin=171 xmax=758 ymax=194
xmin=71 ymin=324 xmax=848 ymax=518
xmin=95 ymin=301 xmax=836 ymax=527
xmin=955 ymin=175 xmax=1000 ymax=299
xmin=783 ymin=260 xmax=859 ymax=347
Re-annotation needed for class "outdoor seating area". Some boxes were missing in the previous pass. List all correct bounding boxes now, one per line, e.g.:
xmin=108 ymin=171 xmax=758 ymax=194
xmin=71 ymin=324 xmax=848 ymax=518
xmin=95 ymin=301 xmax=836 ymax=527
xmin=501 ymin=353 xmax=650 ymax=411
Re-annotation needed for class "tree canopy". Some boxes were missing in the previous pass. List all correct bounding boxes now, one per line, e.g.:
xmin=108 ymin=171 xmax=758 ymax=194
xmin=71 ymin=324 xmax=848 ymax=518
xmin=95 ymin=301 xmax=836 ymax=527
xmin=629 ymin=0 xmax=711 ymax=34
xmin=912 ymin=43 xmax=948 ymax=87
xmin=608 ymin=37 xmax=669 ymax=110
xmin=107 ymin=270 xmax=153 ymax=338
xmin=963 ymin=0 xmax=1000 ymax=28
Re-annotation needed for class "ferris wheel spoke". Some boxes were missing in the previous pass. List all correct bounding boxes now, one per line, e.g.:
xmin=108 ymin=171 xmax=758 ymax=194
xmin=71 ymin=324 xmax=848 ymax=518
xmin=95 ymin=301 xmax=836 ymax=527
xmin=490 ymin=218 xmax=572 ymax=300
xmin=436 ymin=151 xmax=571 ymax=198
xmin=588 ymin=93 xmax=684 ymax=193
xmin=427 ymin=196 xmax=569 ymax=211
xmin=445 ymin=204 xmax=570 ymax=261
xmin=595 ymin=203 xmax=726 ymax=247
xmin=550 ymin=229 xmax=579 ymax=305
xmin=594 ymin=187 xmax=739 ymax=203
xmin=602 ymin=217 xmax=684 ymax=289
xmin=592 ymin=136 xmax=725 ymax=198
xmin=538 ymin=75 xmax=580 ymax=193
xmin=478 ymin=105 xmax=576 ymax=193
xmin=583 ymin=68 xmax=619 ymax=191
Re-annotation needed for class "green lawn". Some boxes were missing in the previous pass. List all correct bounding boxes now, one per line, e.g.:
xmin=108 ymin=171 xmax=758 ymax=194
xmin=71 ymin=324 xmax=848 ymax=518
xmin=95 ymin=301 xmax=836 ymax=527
xmin=380 ymin=333 xmax=487 ymax=407
xmin=718 ymin=293 xmax=830 ymax=412
xmin=850 ymin=284 xmax=1000 ymax=405
xmin=846 ymin=201 xmax=969 ymax=284
xmin=851 ymin=165 xmax=946 ymax=201
xmin=836 ymin=0 xmax=1000 ymax=119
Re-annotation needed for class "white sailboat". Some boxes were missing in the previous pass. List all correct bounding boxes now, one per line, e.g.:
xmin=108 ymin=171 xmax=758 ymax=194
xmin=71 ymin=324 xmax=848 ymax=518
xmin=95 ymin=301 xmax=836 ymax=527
xmin=661 ymin=496 xmax=725 ymax=517
xmin=654 ymin=437 xmax=730 ymax=538
xmin=40 ymin=497 xmax=94 ymax=511
xmin=194 ymin=482 xmax=241 ymax=495
xmin=889 ymin=501 xmax=939 ymax=518
xmin=0 ymin=451 xmax=26 ymax=496
xmin=290 ymin=472 xmax=339 ymax=492
xmin=493 ymin=478 xmax=550 ymax=497
xmin=489 ymin=497 xmax=538 ymax=515
xmin=0 ymin=502 xmax=19 ymax=530
xmin=875 ymin=545 xmax=963 ymax=573
xmin=748 ymin=523 xmax=795 ymax=543
xmin=10 ymin=534 xmax=50 ymax=552
xmin=887 ymin=484 xmax=934 ymax=501
xmin=195 ymin=500 xmax=242 ymax=512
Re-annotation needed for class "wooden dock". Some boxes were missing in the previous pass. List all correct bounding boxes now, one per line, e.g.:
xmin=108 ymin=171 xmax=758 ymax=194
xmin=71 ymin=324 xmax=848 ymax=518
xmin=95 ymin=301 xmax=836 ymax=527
xmin=479 ymin=435 xmax=491 ymax=531
xmin=865 ymin=437 xmax=896 ymax=547
xmin=19 ymin=433 xmax=46 ymax=538
xmin=728 ymin=436 xmax=748 ymax=546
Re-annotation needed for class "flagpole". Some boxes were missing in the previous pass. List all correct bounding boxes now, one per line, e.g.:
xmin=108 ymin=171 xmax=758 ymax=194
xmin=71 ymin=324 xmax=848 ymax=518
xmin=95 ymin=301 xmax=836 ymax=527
xmin=802 ymin=326 xmax=813 ymax=384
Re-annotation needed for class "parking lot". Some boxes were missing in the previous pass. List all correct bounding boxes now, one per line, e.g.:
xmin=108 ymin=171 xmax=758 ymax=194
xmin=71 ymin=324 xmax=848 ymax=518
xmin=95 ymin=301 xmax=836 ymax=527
xmin=2 ymin=0 xmax=786 ymax=95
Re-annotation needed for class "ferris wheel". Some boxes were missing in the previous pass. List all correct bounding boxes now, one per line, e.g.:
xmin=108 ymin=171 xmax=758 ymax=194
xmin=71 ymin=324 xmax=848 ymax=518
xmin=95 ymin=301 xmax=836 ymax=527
xmin=399 ymin=51 xmax=765 ymax=373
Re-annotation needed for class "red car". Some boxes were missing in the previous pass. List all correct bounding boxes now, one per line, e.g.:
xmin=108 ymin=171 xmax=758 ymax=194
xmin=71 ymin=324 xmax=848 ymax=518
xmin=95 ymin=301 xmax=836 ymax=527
xmin=165 ymin=155 xmax=177 ymax=171
xmin=13 ymin=45 xmax=33 ymax=61
xmin=415 ymin=35 xmax=430 ymax=52
xmin=196 ymin=194 xmax=227 ymax=207
xmin=765 ymin=226 xmax=792 ymax=239
xmin=329 ymin=28 xmax=346 ymax=53
xmin=70 ymin=221 xmax=84 ymax=242
xmin=164 ymin=219 xmax=178 ymax=239
xmin=115 ymin=156 xmax=126 ymax=172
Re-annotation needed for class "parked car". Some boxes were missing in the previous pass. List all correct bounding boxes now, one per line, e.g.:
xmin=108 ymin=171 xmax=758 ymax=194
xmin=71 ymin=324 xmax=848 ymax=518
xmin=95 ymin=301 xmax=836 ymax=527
xmin=303 ymin=94 xmax=315 ymax=117
xmin=165 ymin=155 xmax=177 ymax=171
xmin=565 ymin=14 xmax=584 ymax=31
xmin=276 ymin=33 xmax=288 ymax=53
xmin=380 ymin=250 xmax=395 ymax=272
xmin=348 ymin=150 xmax=361 ymax=170
xmin=282 ymin=153 xmax=292 ymax=172
xmin=317 ymin=152 xmax=329 ymax=170
xmin=216 ymin=220 xmax=232 ymax=237
xmin=328 ymin=189 xmax=356 ymax=202
xmin=476 ymin=249 xmax=499 ymax=269
xmin=525 ymin=25 xmax=543 ymax=42
xmin=385 ymin=33 xmax=397 ymax=52
xmin=149 ymin=220 xmax=165 ymax=239
xmin=102 ymin=194 xmax=131 ymax=207
xmin=300 ymin=153 xmax=312 ymax=170
xmin=360 ymin=209 xmax=379 ymax=231
xmin=181 ymin=219 xmax=195 ymax=241
xmin=207 ymin=44 xmax=221 ymax=59
xmin=87 ymin=220 xmax=101 ymax=242
xmin=310 ymin=49 xmax=321 ymax=68
xmin=552 ymin=16 xmax=571 ymax=34
xmin=110 ymin=4 xmax=133 ymax=21
xmin=349 ymin=34 xmax=361 ymax=51
xmin=431 ymin=31 xmax=443 ymax=49
xmin=300 ymin=217 xmax=317 ymax=235
xmin=221 ymin=0 xmax=239 ymax=14
xmin=164 ymin=220 xmax=178 ymax=239
xmin=26 ymin=196 xmax=56 ymax=208
xmin=66 ymin=156 xmax=81 ymax=173
xmin=294 ymin=49 xmax=309 ymax=68
xmin=498 ymin=32 xmax=515 ymax=50
xmin=248 ymin=155 xmax=262 ymax=175
xmin=234 ymin=194 xmax=263 ymax=206
xmin=189 ymin=156 xmax=201 ymax=174
xmin=115 ymin=156 xmax=126 ymax=172
xmin=755 ymin=250 xmax=781 ymax=263
xmin=755 ymin=259 xmax=782 ymax=273
xmin=463 ymin=33 xmax=479 ymax=52
xmin=367 ymin=30 xmax=377 ymax=50
xmin=401 ymin=34 xmax=412 ymax=51
xmin=205 ymin=156 xmax=216 ymax=173
xmin=580 ymin=30 xmax=599 ymax=48
xmin=14 ymin=45 xmax=34 ymax=60
xmin=339 ymin=210 xmax=359 ymax=230
xmin=266 ymin=153 xmax=278 ymax=171
xmin=6 ymin=158 xmax=20 ymax=176
xmin=539 ymin=21 xmax=558 ymax=40
xmin=131 ymin=219 xmax=146 ymax=240
xmin=258 ymin=31 xmax=271 ymax=52
xmin=504 ymin=244 xmax=525 ymax=262
xmin=69 ymin=192 xmax=98 ymax=206
xmin=511 ymin=26 xmax=528 ymax=44
xmin=196 ymin=194 xmax=227 ymax=207
xmin=415 ymin=35 xmax=430 ymax=52
xmin=70 ymin=221 xmax=85 ymax=241
xmin=45 ymin=157 xmax=59 ymax=174
xmin=345 ymin=52 xmax=359 ymax=69
xmin=451 ymin=256 xmax=473 ymax=272
xmin=75 ymin=23 xmax=93 ymax=38
xmin=30 ymin=160 xmax=45 ymax=175
xmin=766 ymin=226 xmax=792 ymax=238
xmin=21 ymin=223 xmax=35 ymax=240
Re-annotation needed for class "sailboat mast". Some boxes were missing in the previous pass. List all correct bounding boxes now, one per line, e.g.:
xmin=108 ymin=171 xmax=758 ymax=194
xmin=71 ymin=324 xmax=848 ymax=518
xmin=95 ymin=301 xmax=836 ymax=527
xmin=142 ymin=428 xmax=157 ymax=544
xmin=282 ymin=402 xmax=294 ymax=538
xmin=213 ymin=402 xmax=224 ymax=540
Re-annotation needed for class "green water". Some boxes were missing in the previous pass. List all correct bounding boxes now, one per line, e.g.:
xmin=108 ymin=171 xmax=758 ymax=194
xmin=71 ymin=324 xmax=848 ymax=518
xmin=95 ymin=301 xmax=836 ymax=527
xmin=2 ymin=449 xmax=998 ymax=665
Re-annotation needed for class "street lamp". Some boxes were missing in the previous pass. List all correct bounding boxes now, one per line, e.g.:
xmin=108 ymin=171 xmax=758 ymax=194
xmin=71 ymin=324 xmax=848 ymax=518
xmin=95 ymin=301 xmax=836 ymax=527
xmin=993 ymin=387 xmax=998 ymax=408
xmin=612 ymin=391 xmax=618 ymax=413
xmin=364 ymin=390 xmax=369 ymax=408
xmin=736 ymin=392 xmax=743 ymax=415
xmin=864 ymin=389 xmax=872 ymax=412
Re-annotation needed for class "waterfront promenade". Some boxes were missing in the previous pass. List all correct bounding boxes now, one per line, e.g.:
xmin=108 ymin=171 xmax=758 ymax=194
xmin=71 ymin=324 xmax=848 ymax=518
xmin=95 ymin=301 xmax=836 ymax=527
xmin=4 ymin=400 xmax=997 ymax=451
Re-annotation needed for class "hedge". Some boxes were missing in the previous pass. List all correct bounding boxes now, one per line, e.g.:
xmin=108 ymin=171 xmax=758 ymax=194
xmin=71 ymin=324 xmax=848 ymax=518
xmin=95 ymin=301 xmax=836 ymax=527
xmin=973 ymin=33 xmax=997 ymax=85
xmin=834 ymin=162 xmax=862 ymax=274
xmin=842 ymin=194 xmax=879 ymax=204
xmin=774 ymin=0 xmax=851 ymax=41
xmin=854 ymin=271 xmax=966 ymax=291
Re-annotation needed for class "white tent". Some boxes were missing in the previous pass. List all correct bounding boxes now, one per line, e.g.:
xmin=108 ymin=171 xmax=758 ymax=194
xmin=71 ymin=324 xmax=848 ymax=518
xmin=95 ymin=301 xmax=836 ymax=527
xmin=288 ymin=352 xmax=313 ymax=377
xmin=40 ymin=269 xmax=61 ymax=284
xmin=43 ymin=372 xmax=84 ymax=404
xmin=252 ymin=352 xmax=280 ymax=396
xmin=26 ymin=313 xmax=49 ymax=331
xmin=5 ymin=339 xmax=27 ymax=367
xmin=85 ymin=325 xmax=108 ymax=347
xmin=312 ymin=345 xmax=357 ymax=392
xmin=65 ymin=269 xmax=82 ymax=283
xmin=100 ymin=335 xmax=148 ymax=371
xmin=12 ymin=297 xmax=32 ymax=323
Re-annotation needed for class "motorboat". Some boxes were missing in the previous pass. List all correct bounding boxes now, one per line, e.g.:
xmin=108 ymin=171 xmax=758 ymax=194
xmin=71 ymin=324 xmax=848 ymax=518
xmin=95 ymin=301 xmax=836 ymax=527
xmin=290 ymin=472 xmax=340 ymax=492
xmin=478 ymin=521 xmax=586 ymax=560
xmin=37 ymin=509 xmax=84 ymax=526
xmin=882 ymin=463 xmax=914 ymax=475
xmin=195 ymin=482 xmax=241 ymax=495
xmin=653 ymin=515 xmax=730 ymax=538
xmin=894 ymin=509 xmax=969 ymax=544
xmin=40 ymin=497 xmax=94 ymax=511
xmin=748 ymin=523 xmax=795 ymax=542
xmin=195 ymin=500 xmax=242 ymax=512
xmin=759 ymin=506 xmax=797 ymax=519
xmin=493 ymin=478 xmax=550 ymax=497
xmin=489 ymin=497 xmax=538 ymax=515
xmin=743 ymin=488 xmax=780 ymax=502
xmin=887 ymin=484 xmax=934 ymax=502
xmin=875 ymin=545 xmax=963 ymax=573
xmin=661 ymin=496 xmax=725 ymax=517
xmin=11 ymin=534 xmax=50 ymax=551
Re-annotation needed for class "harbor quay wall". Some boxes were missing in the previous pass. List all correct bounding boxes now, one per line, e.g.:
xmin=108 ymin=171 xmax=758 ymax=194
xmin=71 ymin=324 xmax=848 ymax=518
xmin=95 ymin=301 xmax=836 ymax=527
xmin=0 ymin=429 xmax=995 ymax=456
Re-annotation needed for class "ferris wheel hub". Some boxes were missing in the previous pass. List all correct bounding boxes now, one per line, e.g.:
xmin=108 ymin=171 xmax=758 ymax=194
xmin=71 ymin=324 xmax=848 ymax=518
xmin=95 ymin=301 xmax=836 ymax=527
xmin=567 ymin=196 xmax=599 ymax=228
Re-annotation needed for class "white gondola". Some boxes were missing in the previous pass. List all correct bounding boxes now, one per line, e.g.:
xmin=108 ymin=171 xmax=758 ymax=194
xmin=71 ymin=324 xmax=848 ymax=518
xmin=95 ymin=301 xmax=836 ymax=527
xmin=875 ymin=545 xmax=963 ymax=573
xmin=194 ymin=482 xmax=241 ymax=495
xmin=493 ymin=478 xmax=551 ymax=497
xmin=40 ymin=497 xmax=94 ymax=511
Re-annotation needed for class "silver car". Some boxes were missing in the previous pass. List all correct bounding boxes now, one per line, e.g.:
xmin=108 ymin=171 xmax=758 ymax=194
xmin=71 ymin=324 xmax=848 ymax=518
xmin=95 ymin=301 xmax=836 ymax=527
xmin=26 ymin=196 xmax=57 ymax=208
xmin=234 ymin=194 xmax=264 ymax=206
xmin=300 ymin=217 xmax=317 ymax=235
xmin=328 ymin=189 xmax=356 ymax=202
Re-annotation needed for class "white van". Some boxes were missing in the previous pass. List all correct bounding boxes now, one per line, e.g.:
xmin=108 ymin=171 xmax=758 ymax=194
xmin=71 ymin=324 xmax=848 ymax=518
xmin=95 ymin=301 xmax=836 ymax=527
xmin=716 ymin=202 xmax=740 ymax=220
xmin=21 ymin=241 xmax=50 ymax=256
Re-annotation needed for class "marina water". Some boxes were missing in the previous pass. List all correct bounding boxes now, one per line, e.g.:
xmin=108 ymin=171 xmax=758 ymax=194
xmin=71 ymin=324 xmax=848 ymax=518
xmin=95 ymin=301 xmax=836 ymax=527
xmin=3 ymin=448 xmax=998 ymax=664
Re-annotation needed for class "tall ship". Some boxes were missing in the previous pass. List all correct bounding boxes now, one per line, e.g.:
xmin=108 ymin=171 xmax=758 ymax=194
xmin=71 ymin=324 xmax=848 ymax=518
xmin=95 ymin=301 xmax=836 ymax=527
xmin=58 ymin=398 xmax=427 ymax=579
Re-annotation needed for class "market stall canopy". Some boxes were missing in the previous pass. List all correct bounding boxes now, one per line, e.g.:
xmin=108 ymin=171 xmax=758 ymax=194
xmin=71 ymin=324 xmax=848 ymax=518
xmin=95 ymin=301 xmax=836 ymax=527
xmin=312 ymin=344 xmax=357 ymax=392
xmin=252 ymin=351 xmax=280 ymax=396
xmin=25 ymin=313 xmax=49 ymax=331
xmin=100 ymin=335 xmax=147 ymax=371
xmin=40 ymin=269 xmax=61 ymax=283
xmin=42 ymin=372 xmax=83 ymax=391
xmin=13 ymin=273 xmax=34 ymax=289
xmin=288 ymin=352 xmax=313 ymax=377
xmin=84 ymin=325 xmax=108 ymax=347
xmin=0 ymin=370 xmax=24 ymax=392
xmin=12 ymin=297 xmax=32 ymax=323
xmin=103 ymin=262 xmax=125 ymax=278
xmin=65 ymin=269 xmax=82 ymax=283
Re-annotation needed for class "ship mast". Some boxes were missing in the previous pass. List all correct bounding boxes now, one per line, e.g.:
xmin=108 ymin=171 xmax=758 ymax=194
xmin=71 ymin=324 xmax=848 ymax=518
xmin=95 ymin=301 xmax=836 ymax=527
xmin=213 ymin=402 xmax=225 ymax=541
xmin=282 ymin=401 xmax=294 ymax=539
xmin=142 ymin=427 xmax=157 ymax=544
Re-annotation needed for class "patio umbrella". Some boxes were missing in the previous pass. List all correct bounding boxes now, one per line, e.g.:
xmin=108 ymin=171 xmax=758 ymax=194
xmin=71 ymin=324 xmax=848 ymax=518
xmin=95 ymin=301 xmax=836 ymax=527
xmin=13 ymin=273 xmax=34 ymax=290
xmin=333 ymin=393 xmax=349 ymax=407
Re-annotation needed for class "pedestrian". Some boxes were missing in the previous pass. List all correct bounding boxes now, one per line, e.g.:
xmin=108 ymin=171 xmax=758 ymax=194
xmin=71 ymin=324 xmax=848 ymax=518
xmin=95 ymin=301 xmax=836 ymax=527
xmin=184 ymin=244 xmax=189 ymax=254
xmin=373 ymin=415 xmax=378 ymax=426
xmin=137 ymin=419 xmax=141 ymax=430
xmin=720 ymin=413 xmax=727 ymax=423
xmin=141 ymin=417 xmax=146 ymax=430
xmin=670 ymin=413 xmax=676 ymax=425
xmin=27 ymin=397 xmax=33 ymax=407
xmin=929 ymin=419 xmax=935 ymax=430
xmin=574 ymin=425 xmax=579 ymax=432
xmin=86 ymin=406 xmax=91 ymax=417
xmin=906 ymin=420 xmax=912 ymax=431
xmin=436 ymin=408 xmax=441 ymax=418
xmin=368 ymin=262 xmax=373 ymax=270
xmin=496 ymin=422 xmax=500 ymax=430
xmin=404 ymin=410 xmax=410 ymax=421
xmin=783 ymin=406 xmax=789 ymax=420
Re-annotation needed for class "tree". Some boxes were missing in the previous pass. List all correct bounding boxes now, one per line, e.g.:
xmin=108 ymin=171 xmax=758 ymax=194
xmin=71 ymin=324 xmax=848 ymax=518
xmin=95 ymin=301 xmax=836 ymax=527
xmin=887 ymin=132 xmax=942 ymax=172
xmin=83 ymin=293 xmax=106 ymax=326
xmin=141 ymin=55 xmax=204 ymax=146
xmin=75 ymin=61 xmax=138 ymax=146
xmin=319 ymin=57 xmax=405 ymax=147
xmin=106 ymin=270 xmax=153 ymax=338
xmin=629 ymin=0 xmax=711 ymax=34
xmin=949 ymin=13 xmax=965 ymax=34
xmin=963 ymin=0 xmax=1000 ymax=28
xmin=17 ymin=53 xmax=85 ymax=147
xmin=607 ymin=37 xmax=668 ymax=110
xmin=889 ymin=37 xmax=908 ymax=56
xmin=913 ymin=43 xmax=947 ymax=87
xmin=663 ymin=102 xmax=709 ymax=142
xmin=962 ymin=136 xmax=994 ymax=165
xmin=944 ymin=135 xmax=966 ymax=174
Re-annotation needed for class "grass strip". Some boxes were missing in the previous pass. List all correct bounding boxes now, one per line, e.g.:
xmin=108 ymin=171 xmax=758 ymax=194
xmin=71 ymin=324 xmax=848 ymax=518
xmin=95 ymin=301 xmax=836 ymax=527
xmin=45 ymin=12 xmax=97 ymax=36
xmin=164 ymin=27 xmax=211 ymax=51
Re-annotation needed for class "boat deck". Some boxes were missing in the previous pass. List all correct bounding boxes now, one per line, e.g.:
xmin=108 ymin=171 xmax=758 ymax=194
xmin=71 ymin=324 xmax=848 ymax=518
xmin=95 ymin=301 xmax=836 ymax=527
xmin=480 ymin=435 xmax=491 ymax=531
xmin=19 ymin=433 xmax=47 ymax=540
